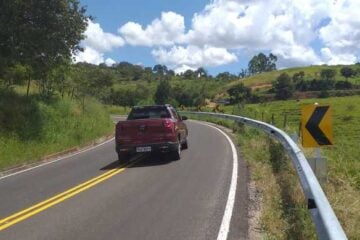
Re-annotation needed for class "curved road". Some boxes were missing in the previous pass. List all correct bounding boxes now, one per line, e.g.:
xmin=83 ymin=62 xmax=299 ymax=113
xmin=0 ymin=121 xmax=248 ymax=240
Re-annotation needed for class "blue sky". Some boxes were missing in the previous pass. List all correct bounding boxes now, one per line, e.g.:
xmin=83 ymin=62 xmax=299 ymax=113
xmin=76 ymin=0 xmax=360 ymax=75
xmin=79 ymin=0 xmax=225 ymax=73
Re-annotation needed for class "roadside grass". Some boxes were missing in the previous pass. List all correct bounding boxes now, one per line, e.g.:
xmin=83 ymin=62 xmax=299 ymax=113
xmin=224 ymin=96 xmax=360 ymax=239
xmin=0 ymin=90 xmax=114 ymax=171
xmin=237 ymin=126 xmax=316 ymax=239
xmin=187 ymin=95 xmax=360 ymax=239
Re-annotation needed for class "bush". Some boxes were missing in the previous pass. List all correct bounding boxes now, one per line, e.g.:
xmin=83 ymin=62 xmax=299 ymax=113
xmin=335 ymin=81 xmax=353 ymax=90
xmin=273 ymin=73 xmax=294 ymax=100
xmin=340 ymin=67 xmax=355 ymax=79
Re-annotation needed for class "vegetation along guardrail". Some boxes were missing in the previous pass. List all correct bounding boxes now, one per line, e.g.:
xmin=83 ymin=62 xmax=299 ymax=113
xmin=180 ymin=111 xmax=347 ymax=240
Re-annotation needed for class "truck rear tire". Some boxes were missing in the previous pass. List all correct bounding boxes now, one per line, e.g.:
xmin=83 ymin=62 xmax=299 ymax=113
xmin=170 ymin=141 xmax=181 ymax=160
xmin=118 ymin=153 xmax=130 ymax=164
xmin=181 ymin=139 xmax=188 ymax=150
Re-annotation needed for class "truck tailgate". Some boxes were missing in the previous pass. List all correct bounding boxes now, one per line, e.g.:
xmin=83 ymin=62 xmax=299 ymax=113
xmin=116 ymin=119 xmax=175 ymax=144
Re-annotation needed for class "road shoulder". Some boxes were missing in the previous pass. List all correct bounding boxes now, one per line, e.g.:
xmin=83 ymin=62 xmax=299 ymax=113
xmin=191 ymin=120 xmax=252 ymax=240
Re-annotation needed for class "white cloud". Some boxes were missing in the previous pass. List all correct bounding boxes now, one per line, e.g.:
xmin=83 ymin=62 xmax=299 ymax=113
xmin=320 ymin=48 xmax=357 ymax=65
xmin=75 ymin=20 xmax=124 ymax=65
xmin=119 ymin=11 xmax=185 ymax=46
xmin=152 ymin=45 xmax=237 ymax=73
xmin=105 ymin=58 xmax=116 ymax=66
xmin=319 ymin=0 xmax=360 ymax=60
xmin=125 ymin=0 xmax=360 ymax=69
xmin=84 ymin=20 xmax=124 ymax=52
xmin=75 ymin=47 xmax=104 ymax=65
xmin=184 ymin=0 xmax=330 ymax=67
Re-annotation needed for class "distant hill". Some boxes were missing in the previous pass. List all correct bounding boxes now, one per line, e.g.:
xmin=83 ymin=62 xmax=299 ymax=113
xmin=225 ymin=64 xmax=360 ymax=91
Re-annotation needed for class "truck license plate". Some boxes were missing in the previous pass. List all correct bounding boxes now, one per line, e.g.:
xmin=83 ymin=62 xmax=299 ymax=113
xmin=136 ymin=146 xmax=152 ymax=152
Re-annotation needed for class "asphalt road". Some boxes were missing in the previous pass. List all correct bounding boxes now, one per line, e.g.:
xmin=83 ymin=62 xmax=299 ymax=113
xmin=0 ymin=120 xmax=248 ymax=240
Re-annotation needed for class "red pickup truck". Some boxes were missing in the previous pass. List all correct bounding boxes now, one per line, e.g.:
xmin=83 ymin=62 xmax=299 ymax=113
xmin=115 ymin=104 xmax=188 ymax=162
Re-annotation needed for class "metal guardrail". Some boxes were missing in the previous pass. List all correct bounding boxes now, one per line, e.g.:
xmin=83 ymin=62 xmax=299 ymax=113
xmin=180 ymin=111 xmax=347 ymax=240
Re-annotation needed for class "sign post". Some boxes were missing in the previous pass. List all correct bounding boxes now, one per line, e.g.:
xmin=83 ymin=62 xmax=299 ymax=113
xmin=301 ymin=104 xmax=333 ymax=183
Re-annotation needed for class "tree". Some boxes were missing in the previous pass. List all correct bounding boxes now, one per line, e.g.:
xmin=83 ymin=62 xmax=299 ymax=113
xmin=154 ymin=80 xmax=173 ymax=104
xmin=2 ymin=64 xmax=30 ymax=88
xmin=167 ymin=69 xmax=175 ymax=76
xmin=195 ymin=67 xmax=207 ymax=78
xmin=0 ymin=0 xmax=88 ymax=94
xmin=153 ymin=64 xmax=168 ymax=75
xmin=292 ymin=71 xmax=305 ymax=83
xmin=273 ymin=73 xmax=294 ymax=100
xmin=320 ymin=69 xmax=336 ymax=81
xmin=216 ymin=72 xmax=237 ymax=81
xmin=239 ymin=68 xmax=249 ymax=78
xmin=50 ymin=63 xmax=72 ymax=98
xmin=227 ymin=83 xmax=251 ymax=104
xmin=248 ymin=53 xmax=277 ymax=75
xmin=183 ymin=69 xmax=196 ymax=79
xmin=340 ymin=67 xmax=355 ymax=80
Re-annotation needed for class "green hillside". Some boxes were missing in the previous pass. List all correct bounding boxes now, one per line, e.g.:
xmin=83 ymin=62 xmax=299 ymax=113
xmin=226 ymin=65 xmax=360 ymax=90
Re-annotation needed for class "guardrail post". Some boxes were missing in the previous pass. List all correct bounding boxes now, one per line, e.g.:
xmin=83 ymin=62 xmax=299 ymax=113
xmin=283 ymin=113 xmax=288 ymax=128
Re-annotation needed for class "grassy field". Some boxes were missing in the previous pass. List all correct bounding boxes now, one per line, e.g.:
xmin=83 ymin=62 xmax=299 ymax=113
xmin=188 ymin=95 xmax=360 ymax=239
xmin=224 ymin=96 xmax=360 ymax=188
xmin=0 ymin=90 xmax=114 ymax=171
xmin=226 ymin=65 xmax=360 ymax=90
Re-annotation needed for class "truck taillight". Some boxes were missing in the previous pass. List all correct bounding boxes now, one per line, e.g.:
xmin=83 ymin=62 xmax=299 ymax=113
xmin=116 ymin=123 xmax=123 ymax=136
xmin=163 ymin=119 xmax=174 ymax=130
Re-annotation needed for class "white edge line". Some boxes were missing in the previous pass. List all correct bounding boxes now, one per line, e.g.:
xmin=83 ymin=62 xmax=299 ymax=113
xmin=0 ymin=137 xmax=115 ymax=181
xmin=195 ymin=121 xmax=238 ymax=240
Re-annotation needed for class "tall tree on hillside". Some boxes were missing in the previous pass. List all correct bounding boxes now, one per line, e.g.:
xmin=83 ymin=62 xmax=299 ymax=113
xmin=196 ymin=67 xmax=207 ymax=78
xmin=154 ymin=80 xmax=173 ymax=104
xmin=153 ymin=64 xmax=168 ymax=75
xmin=0 ymin=0 xmax=88 ymax=93
xmin=183 ymin=69 xmax=196 ymax=79
xmin=292 ymin=71 xmax=305 ymax=83
xmin=239 ymin=68 xmax=249 ymax=78
xmin=340 ymin=67 xmax=355 ymax=80
xmin=320 ymin=69 xmax=336 ymax=81
xmin=216 ymin=72 xmax=237 ymax=81
xmin=227 ymin=83 xmax=252 ymax=104
xmin=248 ymin=53 xmax=277 ymax=75
xmin=167 ymin=69 xmax=175 ymax=76
xmin=273 ymin=73 xmax=294 ymax=100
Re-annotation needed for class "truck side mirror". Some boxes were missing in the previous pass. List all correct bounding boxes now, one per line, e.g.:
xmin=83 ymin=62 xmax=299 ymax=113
xmin=181 ymin=116 xmax=188 ymax=121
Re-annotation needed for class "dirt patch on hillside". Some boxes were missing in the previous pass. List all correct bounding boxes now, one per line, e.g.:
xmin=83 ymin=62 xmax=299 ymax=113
xmin=250 ymin=83 xmax=272 ymax=91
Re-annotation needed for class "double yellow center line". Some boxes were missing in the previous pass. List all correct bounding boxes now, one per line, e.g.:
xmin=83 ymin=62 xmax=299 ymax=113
xmin=0 ymin=158 xmax=141 ymax=231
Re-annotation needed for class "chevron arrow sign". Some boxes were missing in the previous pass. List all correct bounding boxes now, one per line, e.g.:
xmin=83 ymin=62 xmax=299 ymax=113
xmin=301 ymin=105 xmax=333 ymax=148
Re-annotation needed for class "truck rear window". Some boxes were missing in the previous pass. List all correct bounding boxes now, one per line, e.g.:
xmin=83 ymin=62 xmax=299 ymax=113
xmin=127 ymin=106 xmax=171 ymax=120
